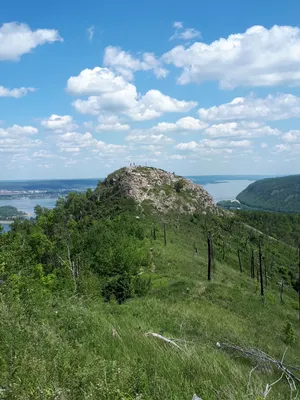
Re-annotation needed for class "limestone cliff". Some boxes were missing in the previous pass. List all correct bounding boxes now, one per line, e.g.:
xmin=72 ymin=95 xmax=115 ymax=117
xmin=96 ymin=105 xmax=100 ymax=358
xmin=94 ymin=166 xmax=218 ymax=215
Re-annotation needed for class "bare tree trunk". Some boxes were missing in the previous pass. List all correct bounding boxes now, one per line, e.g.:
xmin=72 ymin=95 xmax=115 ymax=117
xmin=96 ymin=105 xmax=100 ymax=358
xmin=211 ymin=235 xmax=215 ymax=271
xmin=264 ymin=257 xmax=268 ymax=287
xmin=298 ymin=245 xmax=300 ymax=321
xmin=251 ymin=248 xmax=255 ymax=279
xmin=67 ymin=239 xmax=77 ymax=294
xmin=207 ymin=231 xmax=212 ymax=281
xmin=259 ymin=240 xmax=264 ymax=300
xmin=280 ymin=281 xmax=284 ymax=304
xmin=153 ymin=225 xmax=156 ymax=240
xmin=238 ymin=249 xmax=243 ymax=273
xmin=163 ymin=223 xmax=167 ymax=246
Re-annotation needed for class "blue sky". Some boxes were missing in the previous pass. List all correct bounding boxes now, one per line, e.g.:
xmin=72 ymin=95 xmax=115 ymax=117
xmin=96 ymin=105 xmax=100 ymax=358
xmin=1 ymin=0 xmax=300 ymax=179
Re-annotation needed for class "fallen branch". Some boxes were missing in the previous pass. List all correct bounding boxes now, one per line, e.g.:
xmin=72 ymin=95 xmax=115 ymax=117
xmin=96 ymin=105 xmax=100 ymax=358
xmin=246 ymin=365 xmax=258 ymax=395
xmin=145 ymin=332 xmax=182 ymax=350
xmin=217 ymin=342 xmax=300 ymax=398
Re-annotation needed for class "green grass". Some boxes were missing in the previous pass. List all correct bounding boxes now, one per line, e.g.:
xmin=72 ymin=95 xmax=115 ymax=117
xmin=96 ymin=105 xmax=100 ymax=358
xmin=0 ymin=212 xmax=299 ymax=399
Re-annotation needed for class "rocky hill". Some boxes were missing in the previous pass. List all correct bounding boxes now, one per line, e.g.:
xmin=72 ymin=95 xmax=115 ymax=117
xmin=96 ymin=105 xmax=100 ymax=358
xmin=93 ymin=166 xmax=218 ymax=215
xmin=237 ymin=174 xmax=300 ymax=212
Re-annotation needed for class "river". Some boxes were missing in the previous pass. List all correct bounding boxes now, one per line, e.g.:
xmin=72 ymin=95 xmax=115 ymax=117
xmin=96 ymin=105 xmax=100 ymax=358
xmin=0 ymin=177 xmax=257 ymax=232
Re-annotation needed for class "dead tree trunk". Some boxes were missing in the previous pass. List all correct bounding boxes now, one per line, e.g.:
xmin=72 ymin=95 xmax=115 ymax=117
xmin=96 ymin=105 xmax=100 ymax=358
xmin=153 ymin=225 xmax=156 ymax=240
xmin=163 ymin=223 xmax=167 ymax=246
xmin=251 ymin=248 xmax=255 ymax=279
xmin=264 ymin=257 xmax=268 ymax=287
xmin=298 ymin=245 xmax=300 ymax=321
xmin=238 ymin=249 xmax=243 ymax=273
xmin=280 ymin=281 xmax=284 ymax=304
xmin=207 ymin=231 xmax=212 ymax=281
xmin=211 ymin=236 xmax=215 ymax=271
xmin=259 ymin=240 xmax=264 ymax=300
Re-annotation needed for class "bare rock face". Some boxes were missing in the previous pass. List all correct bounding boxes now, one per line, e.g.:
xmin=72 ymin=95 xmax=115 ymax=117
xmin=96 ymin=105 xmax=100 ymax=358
xmin=100 ymin=166 xmax=218 ymax=215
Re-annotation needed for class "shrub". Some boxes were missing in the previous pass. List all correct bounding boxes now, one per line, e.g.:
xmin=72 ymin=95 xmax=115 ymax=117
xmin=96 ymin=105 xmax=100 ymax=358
xmin=283 ymin=322 xmax=296 ymax=345
xmin=174 ymin=179 xmax=184 ymax=193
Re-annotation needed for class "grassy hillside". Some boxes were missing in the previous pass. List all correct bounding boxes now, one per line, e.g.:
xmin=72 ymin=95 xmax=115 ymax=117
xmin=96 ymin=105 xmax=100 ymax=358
xmin=237 ymin=175 xmax=300 ymax=212
xmin=0 ymin=168 xmax=299 ymax=399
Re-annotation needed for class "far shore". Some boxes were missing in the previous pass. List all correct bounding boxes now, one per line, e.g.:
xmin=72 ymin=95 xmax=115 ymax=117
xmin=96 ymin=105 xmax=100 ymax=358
xmin=0 ymin=214 xmax=31 ymax=225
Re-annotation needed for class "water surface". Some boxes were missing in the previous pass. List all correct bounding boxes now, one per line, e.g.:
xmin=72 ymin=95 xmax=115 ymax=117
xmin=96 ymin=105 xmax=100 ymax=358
xmin=0 ymin=176 xmax=262 ymax=232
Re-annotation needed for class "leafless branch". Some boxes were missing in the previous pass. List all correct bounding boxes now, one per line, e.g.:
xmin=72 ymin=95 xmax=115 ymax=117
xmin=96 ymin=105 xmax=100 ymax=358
xmin=217 ymin=342 xmax=300 ymax=398
xmin=145 ymin=332 xmax=182 ymax=350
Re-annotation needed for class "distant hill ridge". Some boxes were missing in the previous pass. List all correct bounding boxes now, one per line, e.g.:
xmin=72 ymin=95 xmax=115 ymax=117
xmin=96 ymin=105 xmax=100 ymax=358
xmin=93 ymin=166 xmax=218 ymax=215
xmin=237 ymin=174 xmax=300 ymax=212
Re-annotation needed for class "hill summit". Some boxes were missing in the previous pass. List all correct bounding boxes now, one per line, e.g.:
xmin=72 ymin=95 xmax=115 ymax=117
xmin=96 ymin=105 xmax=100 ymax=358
xmin=94 ymin=166 xmax=217 ymax=215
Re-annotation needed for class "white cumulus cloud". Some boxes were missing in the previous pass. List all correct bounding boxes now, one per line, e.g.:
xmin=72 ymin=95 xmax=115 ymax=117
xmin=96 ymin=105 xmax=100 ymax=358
xmin=125 ymin=134 xmax=174 ymax=145
xmin=0 ymin=86 xmax=35 ymax=98
xmin=150 ymin=116 xmax=207 ymax=134
xmin=163 ymin=25 xmax=300 ymax=88
xmin=282 ymin=130 xmax=300 ymax=143
xmin=175 ymin=138 xmax=251 ymax=154
xmin=198 ymin=93 xmax=300 ymax=121
xmin=68 ymin=67 xmax=197 ymax=120
xmin=41 ymin=114 xmax=78 ymax=133
xmin=96 ymin=115 xmax=130 ymax=132
xmin=56 ymin=131 xmax=128 ymax=156
xmin=0 ymin=124 xmax=40 ymax=153
xmin=204 ymin=121 xmax=280 ymax=138
xmin=0 ymin=125 xmax=38 ymax=136
xmin=0 ymin=22 xmax=63 ymax=61
xmin=103 ymin=46 xmax=168 ymax=80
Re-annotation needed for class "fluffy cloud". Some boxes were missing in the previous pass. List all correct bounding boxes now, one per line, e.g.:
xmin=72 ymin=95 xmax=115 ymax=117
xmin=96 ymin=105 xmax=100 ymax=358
xmin=56 ymin=131 xmax=127 ymax=155
xmin=0 ymin=86 xmax=35 ymax=98
xmin=282 ymin=130 xmax=300 ymax=143
xmin=274 ymin=144 xmax=290 ymax=153
xmin=150 ymin=116 xmax=207 ymax=133
xmin=32 ymin=150 xmax=66 ymax=160
xmin=96 ymin=115 xmax=130 ymax=132
xmin=69 ymin=67 xmax=197 ymax=120
xmin=0 ymin=22 xmax=62 ymax=61
xmin=175 ymin=138 xmax=251 ymax=153
xmin=56 ymin=132 xmax=95 ymax=152
xmin=163 ymin=25 xmax=300 ymax=88
xmin=103 ymin=46 xmax=168 ymax=80
xmin=0 ymin=125 xmax=38 ymax=136
xmin=198 ymin=94 xmax=300 ymax=122
xmin=204 ymin=121 xmax=280 ymax=138
xmin=41 ymin=114 xmax=78 ymax=133
xmin=67 ymin=67 xmax=128 ymax=96
xmin=0 ymin=124 xmax=40 ymax=155
xmin=125 ymin=134 xmax=174 ymax=145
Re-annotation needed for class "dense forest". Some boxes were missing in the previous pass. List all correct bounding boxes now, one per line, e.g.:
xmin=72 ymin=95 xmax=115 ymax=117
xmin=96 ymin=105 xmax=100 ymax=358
xmin=237 ymin=175 xmax=300 ymax=212
xmin=237 ymin=210 xmax=300 ymax=248
xmin=0 ymin=205 xmax=26 ymax=220
xmin=0 ymin=170 xmax=299 ymax=399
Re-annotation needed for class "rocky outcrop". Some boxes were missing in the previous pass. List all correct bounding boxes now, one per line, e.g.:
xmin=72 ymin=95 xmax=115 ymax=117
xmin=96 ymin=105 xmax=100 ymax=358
xmin=98 ymin=166 xmax=218 ymax=215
